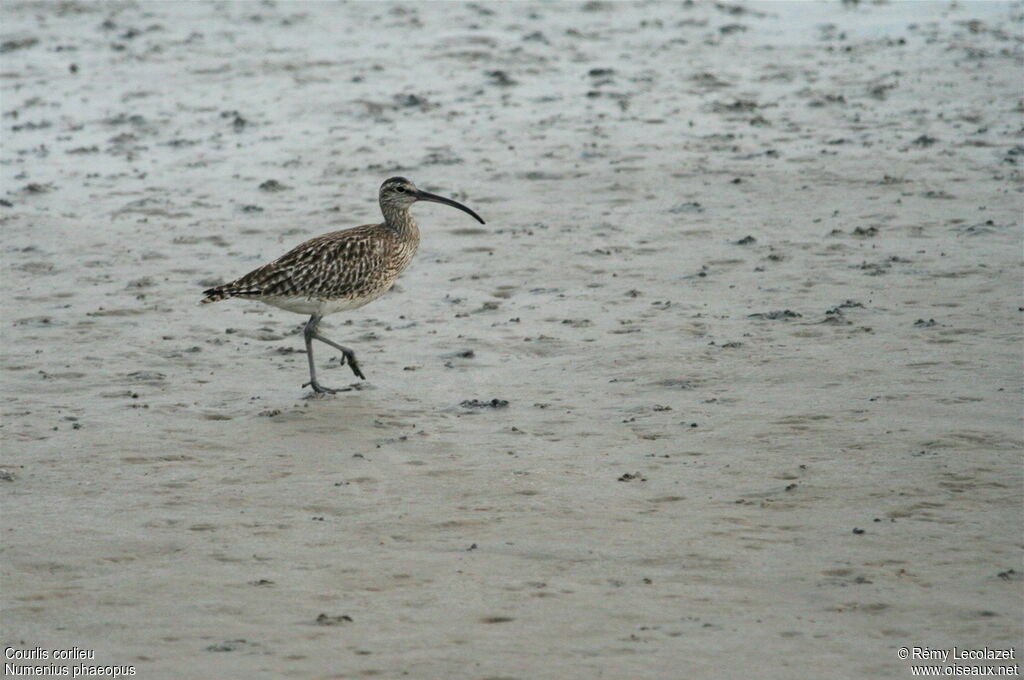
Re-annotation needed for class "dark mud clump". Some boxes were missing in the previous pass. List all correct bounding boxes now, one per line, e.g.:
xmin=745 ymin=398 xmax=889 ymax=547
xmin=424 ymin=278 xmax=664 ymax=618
xmin=461 ymin=398 xmax=509 ymax=409
xmin=748 ymin=310 xmax=802 ymax=320
xmin=258 ymin=179 xmax=289 ymax=192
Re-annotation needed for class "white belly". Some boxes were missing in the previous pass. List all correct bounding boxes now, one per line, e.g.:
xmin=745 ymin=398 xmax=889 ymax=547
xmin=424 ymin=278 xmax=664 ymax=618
xmin=258 ymin=289 xmax=389 ymax=316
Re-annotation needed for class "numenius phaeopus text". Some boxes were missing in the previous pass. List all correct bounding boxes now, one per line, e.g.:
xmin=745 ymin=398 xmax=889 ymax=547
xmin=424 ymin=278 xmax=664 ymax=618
xmin=202 ymin=177 xmax=485 ymax=393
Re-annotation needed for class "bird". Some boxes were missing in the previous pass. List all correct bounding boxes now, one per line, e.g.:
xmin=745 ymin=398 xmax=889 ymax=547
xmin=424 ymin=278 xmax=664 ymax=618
xmin=202 ymin=177 xmax=485 ymax=394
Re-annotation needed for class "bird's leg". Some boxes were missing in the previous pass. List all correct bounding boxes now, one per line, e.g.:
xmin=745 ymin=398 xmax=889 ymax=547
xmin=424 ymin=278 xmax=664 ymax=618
xmin=301 ymin=314 xmax=340 ymax=394
xmin=312 ymin=329 xmax=366 ymax=380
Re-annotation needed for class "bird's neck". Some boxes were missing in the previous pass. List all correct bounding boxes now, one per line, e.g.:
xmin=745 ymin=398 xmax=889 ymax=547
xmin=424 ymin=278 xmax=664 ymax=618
xmin=382 ymin=204 xmax=419 ymax=241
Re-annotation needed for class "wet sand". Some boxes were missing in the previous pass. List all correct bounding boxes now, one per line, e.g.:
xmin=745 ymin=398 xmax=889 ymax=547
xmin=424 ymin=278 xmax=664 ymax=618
xmin=1 ymin=1 xmax=1022 ymax=678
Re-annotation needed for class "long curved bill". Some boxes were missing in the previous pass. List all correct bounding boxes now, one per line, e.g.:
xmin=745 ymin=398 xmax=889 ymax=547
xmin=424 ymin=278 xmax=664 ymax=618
xmin=416 ymin=190 xmax=486 ymax=225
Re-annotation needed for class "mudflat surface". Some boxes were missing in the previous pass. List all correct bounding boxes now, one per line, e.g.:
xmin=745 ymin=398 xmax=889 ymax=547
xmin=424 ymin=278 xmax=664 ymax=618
xmin=1 ymin=2 xmax=1022 ymax=679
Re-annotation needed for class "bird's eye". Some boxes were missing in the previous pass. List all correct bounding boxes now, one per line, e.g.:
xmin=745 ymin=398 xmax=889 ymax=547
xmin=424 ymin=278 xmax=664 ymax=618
xmin=395 ymin=186 xmax=406 ymax=193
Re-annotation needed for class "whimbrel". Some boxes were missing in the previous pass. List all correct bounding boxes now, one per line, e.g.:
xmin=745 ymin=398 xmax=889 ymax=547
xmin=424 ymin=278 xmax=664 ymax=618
xmin=202 ymin=177 xmax=485 ymax=393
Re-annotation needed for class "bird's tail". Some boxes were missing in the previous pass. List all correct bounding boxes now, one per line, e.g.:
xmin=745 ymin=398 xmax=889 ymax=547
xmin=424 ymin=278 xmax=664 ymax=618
xmin=202 ymin=282 xmax=265 ymax=303
xmin=201 ymin=285 xmax=235 ymax=304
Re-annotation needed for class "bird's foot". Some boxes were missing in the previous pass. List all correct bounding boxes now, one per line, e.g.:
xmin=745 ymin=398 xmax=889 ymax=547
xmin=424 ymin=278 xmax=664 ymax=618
xmin=303 ymin=380 xmax=342 ymax=395
xmin=343 ymin=351 xmax=367 ymax=380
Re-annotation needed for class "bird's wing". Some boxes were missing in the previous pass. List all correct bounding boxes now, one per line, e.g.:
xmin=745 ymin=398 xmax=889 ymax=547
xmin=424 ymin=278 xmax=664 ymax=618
xmin=224 ymin=225 xmax=395 ymax=300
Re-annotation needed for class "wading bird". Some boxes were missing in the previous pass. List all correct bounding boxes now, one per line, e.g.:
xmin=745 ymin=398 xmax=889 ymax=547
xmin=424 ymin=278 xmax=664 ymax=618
xmin=202 ymin=177 xmax=485 ymax=393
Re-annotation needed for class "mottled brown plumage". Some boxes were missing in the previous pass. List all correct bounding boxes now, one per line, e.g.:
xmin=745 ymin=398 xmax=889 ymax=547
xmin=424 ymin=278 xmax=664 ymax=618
xmin=202 ymin=223 xmax=418 ymax=311
xmin=202 ymin=177 xmax=484 ymax=394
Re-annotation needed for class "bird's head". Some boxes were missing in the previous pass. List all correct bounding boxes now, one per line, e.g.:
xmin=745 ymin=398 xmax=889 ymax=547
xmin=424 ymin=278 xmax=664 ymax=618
xmin=379 ymin=176 xmax=419 ymax=208
xmin=379 ymin=176 xmax=485 ymax=224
